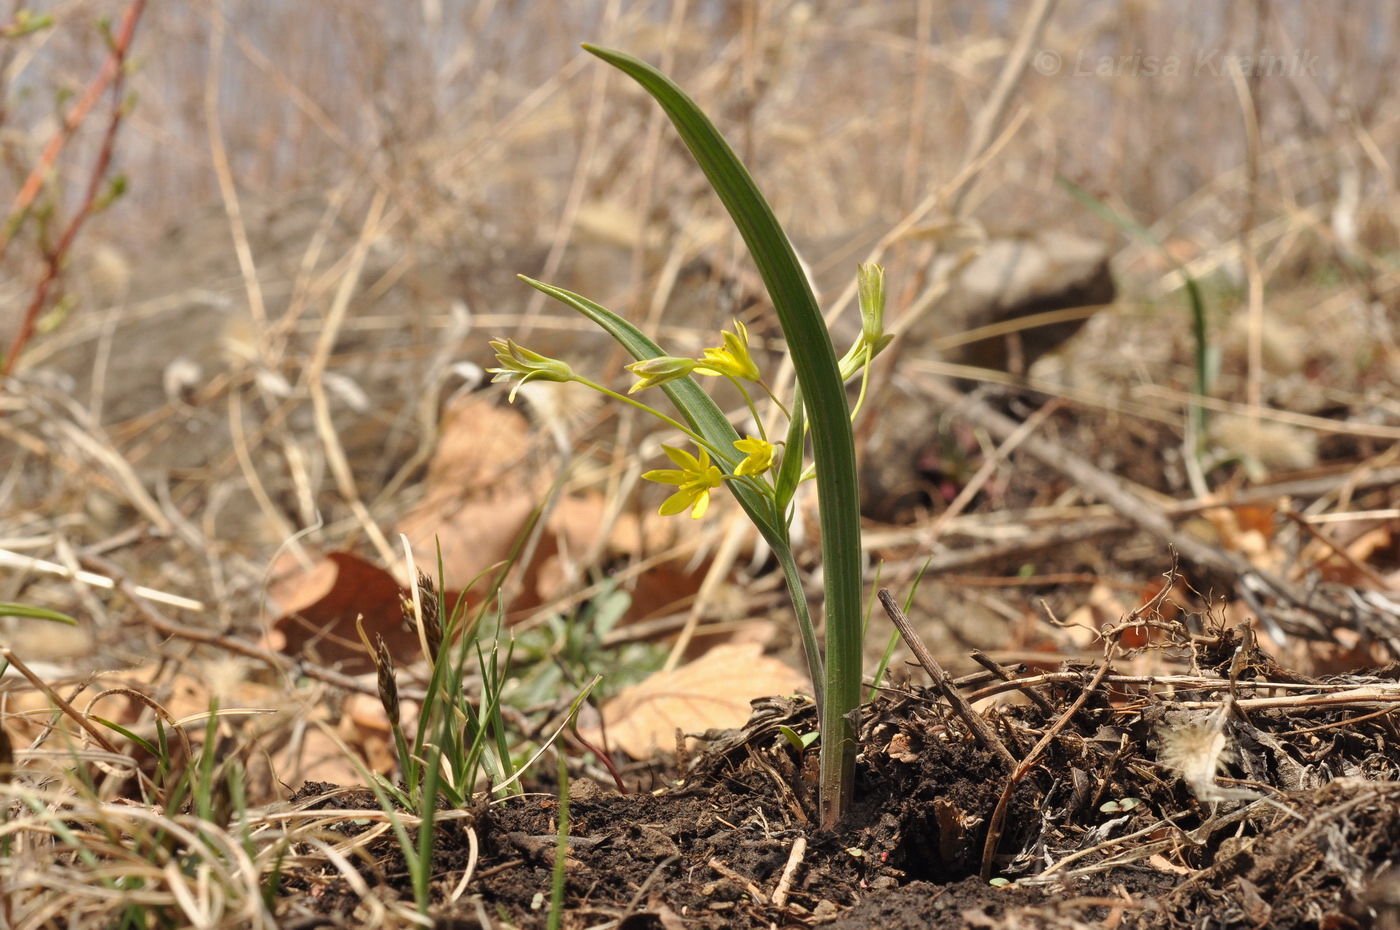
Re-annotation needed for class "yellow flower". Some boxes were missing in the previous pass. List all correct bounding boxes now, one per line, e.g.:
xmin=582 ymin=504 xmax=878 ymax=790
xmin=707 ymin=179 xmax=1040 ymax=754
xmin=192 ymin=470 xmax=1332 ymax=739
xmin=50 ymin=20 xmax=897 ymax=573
xmin=694 ymin=320 xmax=761 ymax=381
xmin=624 ymin=355 xmax=697 ymax=394
xmin=642 ymin=445 xmax=724 ymax=519
xmin=733 ymin=435 xmax=774 ymax=477
xmin=487 ymin=339 xmax=575 ymax=402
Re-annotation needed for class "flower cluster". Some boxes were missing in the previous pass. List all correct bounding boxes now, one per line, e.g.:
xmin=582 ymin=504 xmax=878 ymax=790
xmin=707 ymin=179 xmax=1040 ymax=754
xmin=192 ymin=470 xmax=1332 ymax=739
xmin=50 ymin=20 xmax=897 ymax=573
xmin=488 ymin=264 xmax=887 ymax=520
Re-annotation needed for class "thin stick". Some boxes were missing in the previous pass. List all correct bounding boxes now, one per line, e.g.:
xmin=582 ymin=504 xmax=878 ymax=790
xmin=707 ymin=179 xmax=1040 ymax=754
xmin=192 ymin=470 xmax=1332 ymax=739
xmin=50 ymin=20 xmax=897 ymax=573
xmin=878 ymin=589 xmax=1017 ymax=771
xmin=2 ymin=0 xmax=147 ymax=375
xmin=956 ymin=0 xmax=1059 ymax=207
xmin=969 ymin=650 xmax=1057 ymax=715
xmin=664 ymin=509 xmax=748 ymax=672
xmin=619 ymin=854 xmax=681 ymax=923
xmin=76 ymin=553 xmax=429 ymax=703
xmin=979 ymin=654 xmax=1113 ymax=880
xmin=771 ymin=835 xmax=807 ymax=908
xmin=910 ymin=372 xmax=1352 ymax=628
xmin=302 ymin=187 xmax=398 ymax=567
xmin=516 ymin=0 xmax=622 ymax=339
xmin=205 ymin=5 xmax=268 ymax=336
xmin=707 ymin=857 xmax=768 ymax=905
xmin=447 ymin=825 xmax=481 ymax=903
xmin=925 ymin=398 xmax=1064 ymax=543
xmin=0 ymin=548 xmax=203 ymax=612
xmin=1281 ymin=505 xmax=1395 ymax=592
xmin=0 ymin=648 xmax=123 ymax=756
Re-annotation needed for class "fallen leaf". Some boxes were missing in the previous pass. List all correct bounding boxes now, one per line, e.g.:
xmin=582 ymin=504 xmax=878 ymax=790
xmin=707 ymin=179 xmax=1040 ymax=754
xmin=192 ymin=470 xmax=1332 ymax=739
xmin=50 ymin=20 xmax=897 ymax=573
xmin=267 ymin=551 xmax=413 ymax=671
xmin=398 ymin=393 xmax=715 ymax=623
xmin=584 ymin=643 xmax=807 ymax=758
xmin=396 ymin=394 xmax=542 ymax=592
xmin=1148 ymin=853 xmax=1195 ymax=875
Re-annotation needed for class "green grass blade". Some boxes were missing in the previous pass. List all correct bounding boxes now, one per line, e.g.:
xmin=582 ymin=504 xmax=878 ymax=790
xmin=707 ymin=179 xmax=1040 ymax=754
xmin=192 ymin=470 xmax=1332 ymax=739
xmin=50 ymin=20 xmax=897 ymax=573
xmin=774 ymin=544 xmax=824 ymax=712
xmin=583 ymin=44 xmax=864 ymax=827
xmin=547 ymin=752 xmax=570 ymax=930
xmin=0 ymin=602 xmax=78 ymax=624
xmin=89 ymin=716 xmax=159 ymax=758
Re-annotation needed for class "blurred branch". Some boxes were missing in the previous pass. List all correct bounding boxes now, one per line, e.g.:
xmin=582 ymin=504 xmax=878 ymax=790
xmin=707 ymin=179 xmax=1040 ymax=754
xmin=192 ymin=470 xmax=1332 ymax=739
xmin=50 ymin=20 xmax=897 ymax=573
xmin=1 ymin=0 xmax=147 ymax=376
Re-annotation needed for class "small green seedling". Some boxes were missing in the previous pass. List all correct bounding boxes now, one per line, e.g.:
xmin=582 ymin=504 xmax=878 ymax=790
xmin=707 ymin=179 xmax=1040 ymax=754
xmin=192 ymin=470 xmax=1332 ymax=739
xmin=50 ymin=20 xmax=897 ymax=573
xmin=778 ymin=725 xmax=820 ymax=753
xmin=1099 ymin=797 xmax=1141 ymax=814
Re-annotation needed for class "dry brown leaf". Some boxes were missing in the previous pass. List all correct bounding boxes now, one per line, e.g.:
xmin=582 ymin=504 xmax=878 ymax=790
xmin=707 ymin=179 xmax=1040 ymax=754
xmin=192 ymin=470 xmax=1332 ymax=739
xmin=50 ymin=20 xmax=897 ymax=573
xmin=583 ymin=643 xmax=807 ymax=759
xmin=1310 ymin=525 xmax=1395 ymax=586
xmin=422 ymin=394 xmax=535 ymax=495
xmin=1201 ymin=504 xmax=1280 ymax=570
xmin=396 ymin=393 xmax=540 ymax=589
xmin=400 ymin=492 xmax=539 ymax=595
xmin=550 ymin=493 xmax=679 ymax=558
xmin=266 ymin=551 xmax=413 ymax=671
xmin=1148 ymin=853 xmax=1195 ymax=876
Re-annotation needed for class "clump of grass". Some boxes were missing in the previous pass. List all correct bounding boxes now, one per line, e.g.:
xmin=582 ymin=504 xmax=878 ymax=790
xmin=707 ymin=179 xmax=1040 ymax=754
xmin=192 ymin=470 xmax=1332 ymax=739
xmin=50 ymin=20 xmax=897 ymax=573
xmin=2 ymin=694 xmax=286 ymax=928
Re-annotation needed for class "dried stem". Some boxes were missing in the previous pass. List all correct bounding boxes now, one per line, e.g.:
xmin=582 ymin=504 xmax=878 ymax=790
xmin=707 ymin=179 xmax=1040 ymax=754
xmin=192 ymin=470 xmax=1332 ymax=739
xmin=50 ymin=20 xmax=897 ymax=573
xmin=2 ymin=0 xmax=147 ymax=376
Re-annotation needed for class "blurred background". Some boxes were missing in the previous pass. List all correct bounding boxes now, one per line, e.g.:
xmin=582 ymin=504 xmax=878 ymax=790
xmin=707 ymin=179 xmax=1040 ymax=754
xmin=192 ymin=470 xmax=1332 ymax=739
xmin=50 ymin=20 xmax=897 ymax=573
xmin=4 ymin=0 xmax=1400 ymax=688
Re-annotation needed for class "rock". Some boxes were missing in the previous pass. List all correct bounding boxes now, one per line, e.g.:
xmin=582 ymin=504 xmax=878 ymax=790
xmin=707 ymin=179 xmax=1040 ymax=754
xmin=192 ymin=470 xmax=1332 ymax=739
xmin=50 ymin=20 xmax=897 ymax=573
xmin=903 ymin=230 xmax=1115 ymax=372
xmin=859 ymin=230 xmax=1115 ymax=520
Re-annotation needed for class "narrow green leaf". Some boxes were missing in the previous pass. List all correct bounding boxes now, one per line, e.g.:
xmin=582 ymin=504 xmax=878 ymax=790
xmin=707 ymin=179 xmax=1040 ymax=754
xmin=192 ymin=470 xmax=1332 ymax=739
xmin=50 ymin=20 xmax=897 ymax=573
xmin=0 ymin=602 xmax=78 ymax=625
xmin=90 ymin=716 xmax=159 ymax=757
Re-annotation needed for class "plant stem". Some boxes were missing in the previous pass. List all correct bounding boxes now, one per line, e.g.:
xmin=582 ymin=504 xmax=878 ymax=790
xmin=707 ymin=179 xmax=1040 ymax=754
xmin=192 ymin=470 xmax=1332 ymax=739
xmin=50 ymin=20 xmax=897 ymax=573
xmin=577 ymin=376 xmax=740 ymax=469
xmin=547 ymin=752 xmax=570 ymax=930
xmin=774 ymin=544 xmax=825 ymax=714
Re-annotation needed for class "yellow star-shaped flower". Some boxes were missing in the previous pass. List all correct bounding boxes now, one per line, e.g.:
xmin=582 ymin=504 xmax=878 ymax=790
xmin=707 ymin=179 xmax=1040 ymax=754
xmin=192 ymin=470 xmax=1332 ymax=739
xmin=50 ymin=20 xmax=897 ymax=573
xmin=733 ymin=435 xmax=774 ymax=477
xmin=642 ymin=445 xmax=724 ymax=519
xmin=694 ymin=320 xmax=761 ymax=382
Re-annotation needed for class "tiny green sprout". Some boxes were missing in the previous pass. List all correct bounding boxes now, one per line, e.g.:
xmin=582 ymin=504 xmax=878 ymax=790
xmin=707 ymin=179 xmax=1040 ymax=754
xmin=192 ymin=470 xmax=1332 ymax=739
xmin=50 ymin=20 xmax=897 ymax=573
xmin=989 ymin=877 xmax=1013 ymax=888
xmin=641 ymin=445 xmax=724 ymax=519
xmin=624 ymin=355 xmax=697 ymax=393
xmin=778 ymin=725 xmax=819 ymax=752
xmin=734 ymin=435 xmax=775 ymax=477
xmin=694 ymin=320 xmax=761 ymax=381
xmin=487 ymin=338 xmax=575 ymax=401
xmin=1100 ymin=797 xmax=1141 ymax=814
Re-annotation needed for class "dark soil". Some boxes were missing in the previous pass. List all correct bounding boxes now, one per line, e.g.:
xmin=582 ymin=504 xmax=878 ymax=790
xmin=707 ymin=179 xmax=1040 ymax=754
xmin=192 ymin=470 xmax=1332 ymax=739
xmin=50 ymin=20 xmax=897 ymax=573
xmin=280 ymin=631 xmax=1400 ymax=929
